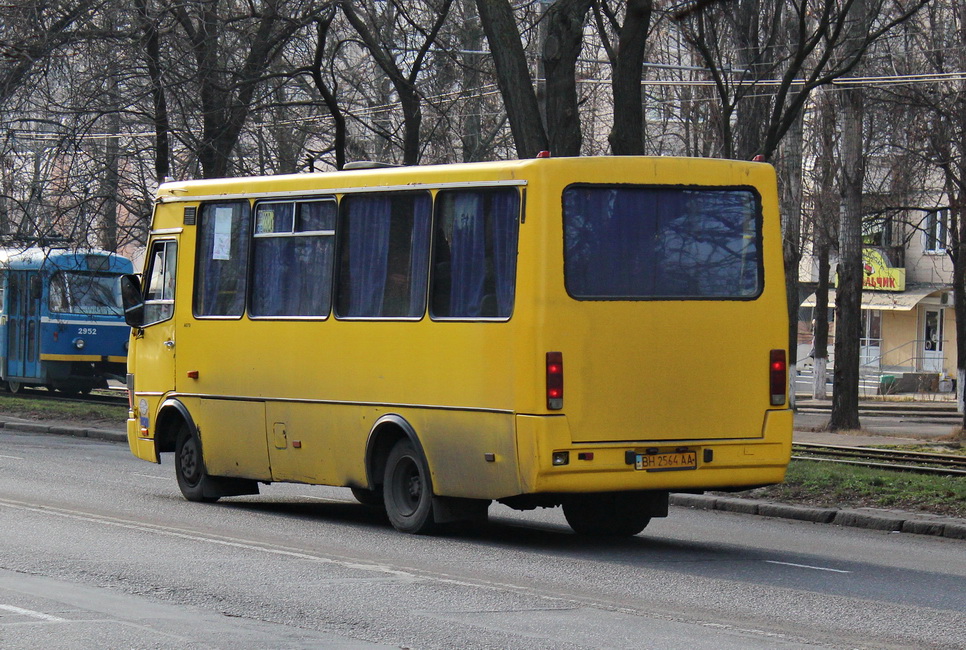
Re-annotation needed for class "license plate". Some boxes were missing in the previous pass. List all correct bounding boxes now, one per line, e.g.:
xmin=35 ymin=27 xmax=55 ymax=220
xmin=635 ymin=451 xmax=697 ymax=472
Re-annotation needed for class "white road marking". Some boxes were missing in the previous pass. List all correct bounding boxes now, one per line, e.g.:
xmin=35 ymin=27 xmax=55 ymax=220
xmin=0 ymin=455 xmax=24 ymax=460
xmin=131 ymin=473 xmax=169 ymax=481
xmin=766 ymin=560 xmax=851 ymax=574
xmin=298 ymin=495 xmax=352 ymax=503
xmin=0 ymin=496 xmax=827 ymax=645
xmin=0 ymin=604 xmax=67 ymax=622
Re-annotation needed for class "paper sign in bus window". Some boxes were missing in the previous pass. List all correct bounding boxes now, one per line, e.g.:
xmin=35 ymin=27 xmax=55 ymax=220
xmin=212 ymin=207 xmax=234 ymax=260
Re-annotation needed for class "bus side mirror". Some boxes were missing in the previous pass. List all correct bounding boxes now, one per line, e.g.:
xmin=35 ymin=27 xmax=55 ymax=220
xmin=120 ymin=274 xmax=145 ymax=328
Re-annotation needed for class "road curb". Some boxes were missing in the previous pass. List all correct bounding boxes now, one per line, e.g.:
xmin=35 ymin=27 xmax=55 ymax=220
xmin=0 ymin=419 xmax=126 ymax=444
xmin=670 ymin=493 xmax=966 ymax=541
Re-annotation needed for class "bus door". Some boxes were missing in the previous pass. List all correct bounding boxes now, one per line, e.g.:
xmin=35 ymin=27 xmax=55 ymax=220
xmin=134 ymin=239 xmax=179 ymax=407
xmin=5 ymin=271 xmax=42 ymax=382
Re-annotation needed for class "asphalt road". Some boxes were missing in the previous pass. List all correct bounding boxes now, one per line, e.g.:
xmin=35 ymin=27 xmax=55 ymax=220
xmin=0 ymin=430 xmax=964 ymax=649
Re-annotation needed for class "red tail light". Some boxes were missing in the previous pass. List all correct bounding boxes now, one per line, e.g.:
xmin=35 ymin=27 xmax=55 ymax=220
xmin=546 ymin=351 xmax=563 ymax=410
xmin=770 ymin=349 xmax=787 ymax=406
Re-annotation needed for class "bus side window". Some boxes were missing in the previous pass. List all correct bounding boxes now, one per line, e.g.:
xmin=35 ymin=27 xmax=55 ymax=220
xmin=144 ymin=241 xmax=177 ymax=325
xmin=431 ymin=188 xmax=519 ymax=320
xmin=250 ymin=199 xmax=335 ymax=318
xmin=336 ymin=192 xmax=431 ymax=319
xmin=194 ymin=201 xmax=251 ymax=318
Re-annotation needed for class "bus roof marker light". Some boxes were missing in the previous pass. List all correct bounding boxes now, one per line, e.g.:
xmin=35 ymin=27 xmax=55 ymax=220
xmin=546 ymin=352 xmax=563 ymax=410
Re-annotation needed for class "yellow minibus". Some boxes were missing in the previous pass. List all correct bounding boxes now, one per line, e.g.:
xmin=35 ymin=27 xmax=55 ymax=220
xmin=121 ymin=155 xmax=792 ymax=536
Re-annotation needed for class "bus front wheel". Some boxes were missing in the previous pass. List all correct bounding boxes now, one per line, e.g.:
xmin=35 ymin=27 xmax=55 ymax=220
xmin=383 ymin=439 xmax=437 ymax=534
xmin=175 ymin=424 xmax=220 ymax=503
xmin=563 ymin=493 xmax=652 ymax=536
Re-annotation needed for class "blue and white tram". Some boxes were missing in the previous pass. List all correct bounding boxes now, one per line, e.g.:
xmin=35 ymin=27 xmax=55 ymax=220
xmin=0 ymin=247 xmax=134 ymax=393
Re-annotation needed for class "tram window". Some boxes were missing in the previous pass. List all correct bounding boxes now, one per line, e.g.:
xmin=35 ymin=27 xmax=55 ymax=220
xmin=430 ymin=188 xmax=520 ymax=320
xmin=49 ymin=272 xmax=123 ymax=316
xmin=195 ymin=201 xmax=251 ymax=317
xmin=144 ymin=240 xmax=177 ymax=325
xmin=336 ymin=192 xmax=431 ymax=319
xmin=250 ymin=198 xmax=336 ymax=318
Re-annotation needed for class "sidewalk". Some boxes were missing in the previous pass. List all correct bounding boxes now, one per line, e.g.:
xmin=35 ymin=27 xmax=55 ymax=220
xmin=1 ymin=411 xmax=963 ymax=541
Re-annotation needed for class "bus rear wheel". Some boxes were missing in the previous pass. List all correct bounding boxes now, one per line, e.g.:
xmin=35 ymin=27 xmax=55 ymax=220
xmin=563 ymin=493 xmax=652 ymax=536
xmin=383 ymin=439 xmax=437 ymax=535
xmin=175 ymin=424 xmax=220 ymax=503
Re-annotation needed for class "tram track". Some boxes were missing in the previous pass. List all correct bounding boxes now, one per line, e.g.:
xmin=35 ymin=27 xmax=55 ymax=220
xmin=792 ymin=442 xmax=966 ymax=477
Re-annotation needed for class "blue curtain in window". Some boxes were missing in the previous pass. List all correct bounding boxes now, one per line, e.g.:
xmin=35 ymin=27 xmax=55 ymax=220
xmin=407 ymin=194 xmax=432 ymax=316
xmin=490 ymin=190 xmax=519 ymax=316
xmin=449 ymin=194 xmax=485 ymax=317
xmin=347 ymin=197 xmax=392 ymax=316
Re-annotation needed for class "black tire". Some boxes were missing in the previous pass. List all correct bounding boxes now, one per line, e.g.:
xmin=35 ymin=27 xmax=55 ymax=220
xmin=350 ymin=487 xmax=385 ymax=508
xmin=383 ymin=439 xmax=437 ymax=534
xmin=7 ymin=381 xmax=22 ymax=394
xmin=563 ymin=493 xmax=652 ymax=537
xmin=174 ymin=423 xmax=219 ymax=503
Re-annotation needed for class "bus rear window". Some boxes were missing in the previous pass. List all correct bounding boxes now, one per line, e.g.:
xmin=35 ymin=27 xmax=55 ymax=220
xmin=563 ymin=185 xmax=762 ymax=299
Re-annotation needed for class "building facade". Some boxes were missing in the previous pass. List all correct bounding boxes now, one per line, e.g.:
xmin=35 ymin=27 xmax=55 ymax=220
xmin=801 ymin=209 xmax=956 ymax=389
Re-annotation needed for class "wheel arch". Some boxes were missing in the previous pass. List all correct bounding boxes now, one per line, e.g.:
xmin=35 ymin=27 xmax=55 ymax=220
xmin=363 ymin=414 xmax=428 ymax=492
xmin=155 ymin=398 xmax=197 ymax=455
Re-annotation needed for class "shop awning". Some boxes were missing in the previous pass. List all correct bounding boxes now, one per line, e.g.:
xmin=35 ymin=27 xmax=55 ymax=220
xmin=801 ymin=285 xmax=945 ymax=311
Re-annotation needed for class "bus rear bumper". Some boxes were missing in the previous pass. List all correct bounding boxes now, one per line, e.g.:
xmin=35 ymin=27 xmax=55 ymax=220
xmin=514 ymin=409 xmax=793 ymax=496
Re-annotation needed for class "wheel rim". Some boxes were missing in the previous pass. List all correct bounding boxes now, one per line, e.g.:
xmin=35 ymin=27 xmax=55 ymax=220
xmin=179 ymin=437 xmax=200 ymax=487
xmin=8 ymin=381 xmax=21 ymax=393
xmin=392 ymin=456 xmax=422 ymax=517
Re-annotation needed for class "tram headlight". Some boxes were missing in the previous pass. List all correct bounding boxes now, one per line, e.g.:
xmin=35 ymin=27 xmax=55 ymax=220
xmin=72 ymin=337 xmax=86 ymax=350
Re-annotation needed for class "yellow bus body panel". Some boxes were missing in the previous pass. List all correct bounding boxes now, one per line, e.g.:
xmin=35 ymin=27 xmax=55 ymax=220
xmin=128 ymin=156 xmax=792 ymax=501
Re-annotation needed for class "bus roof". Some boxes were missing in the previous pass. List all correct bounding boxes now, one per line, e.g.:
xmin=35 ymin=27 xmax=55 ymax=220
xmin=155 ymin=156 xmax=776 ymax=203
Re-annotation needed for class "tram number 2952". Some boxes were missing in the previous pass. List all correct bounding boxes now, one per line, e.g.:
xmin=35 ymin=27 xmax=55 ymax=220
xmin=78 ymin=327 xmax=98 ymax=336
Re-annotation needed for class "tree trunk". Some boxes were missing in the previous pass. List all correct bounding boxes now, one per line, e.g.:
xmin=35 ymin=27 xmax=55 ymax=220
xmin=542 ymin=0 xmax=592 ymax=157
xmin=830 ymin=83 xmax=864 ymax=431
xmin=780 ymin=107 xmax=804 ymax=372
xmin=813 ymin=242 xmax=831 ymax=400
xmin=475 ymin=0 xmax=548 ymax=158
xmin=731 ymin=0 xmax=772 ymax=160
xmin=608 ymin=0 xmax=652 ymax=155
xmin=136 ymin=0 xmax=170 ymax=183
xmin=309 ymin=13 xmax=346 ymax=170
xmin=954 ymin=2 xmax=966 ymax=422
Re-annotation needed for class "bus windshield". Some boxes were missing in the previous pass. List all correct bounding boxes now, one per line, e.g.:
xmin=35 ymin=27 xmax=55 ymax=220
xmin=49 ymin=271 xmax=124 ymax=316
xmin=563 ymin=185 xmax=762 ymax=299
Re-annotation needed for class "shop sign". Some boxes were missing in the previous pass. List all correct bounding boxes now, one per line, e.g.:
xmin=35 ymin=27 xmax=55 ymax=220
xmin=859 ymin=248 xmax=905 ymax=291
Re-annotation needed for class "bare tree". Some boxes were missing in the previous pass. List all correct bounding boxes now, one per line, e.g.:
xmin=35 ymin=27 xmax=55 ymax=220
xmin=474 ymin=0 xmax=547 ymax=158
xmin=338 ymin=0 xmax=454 ymax=165
xmin=888 ymin=1 xmax=966 ymax=420
xmin=0 ymin=1 xmax=102 ymax=106
xmin=593 ymin=0 xmax=654 ymax=155
xmin=165 ymin=0 xmax=321 ymax=178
